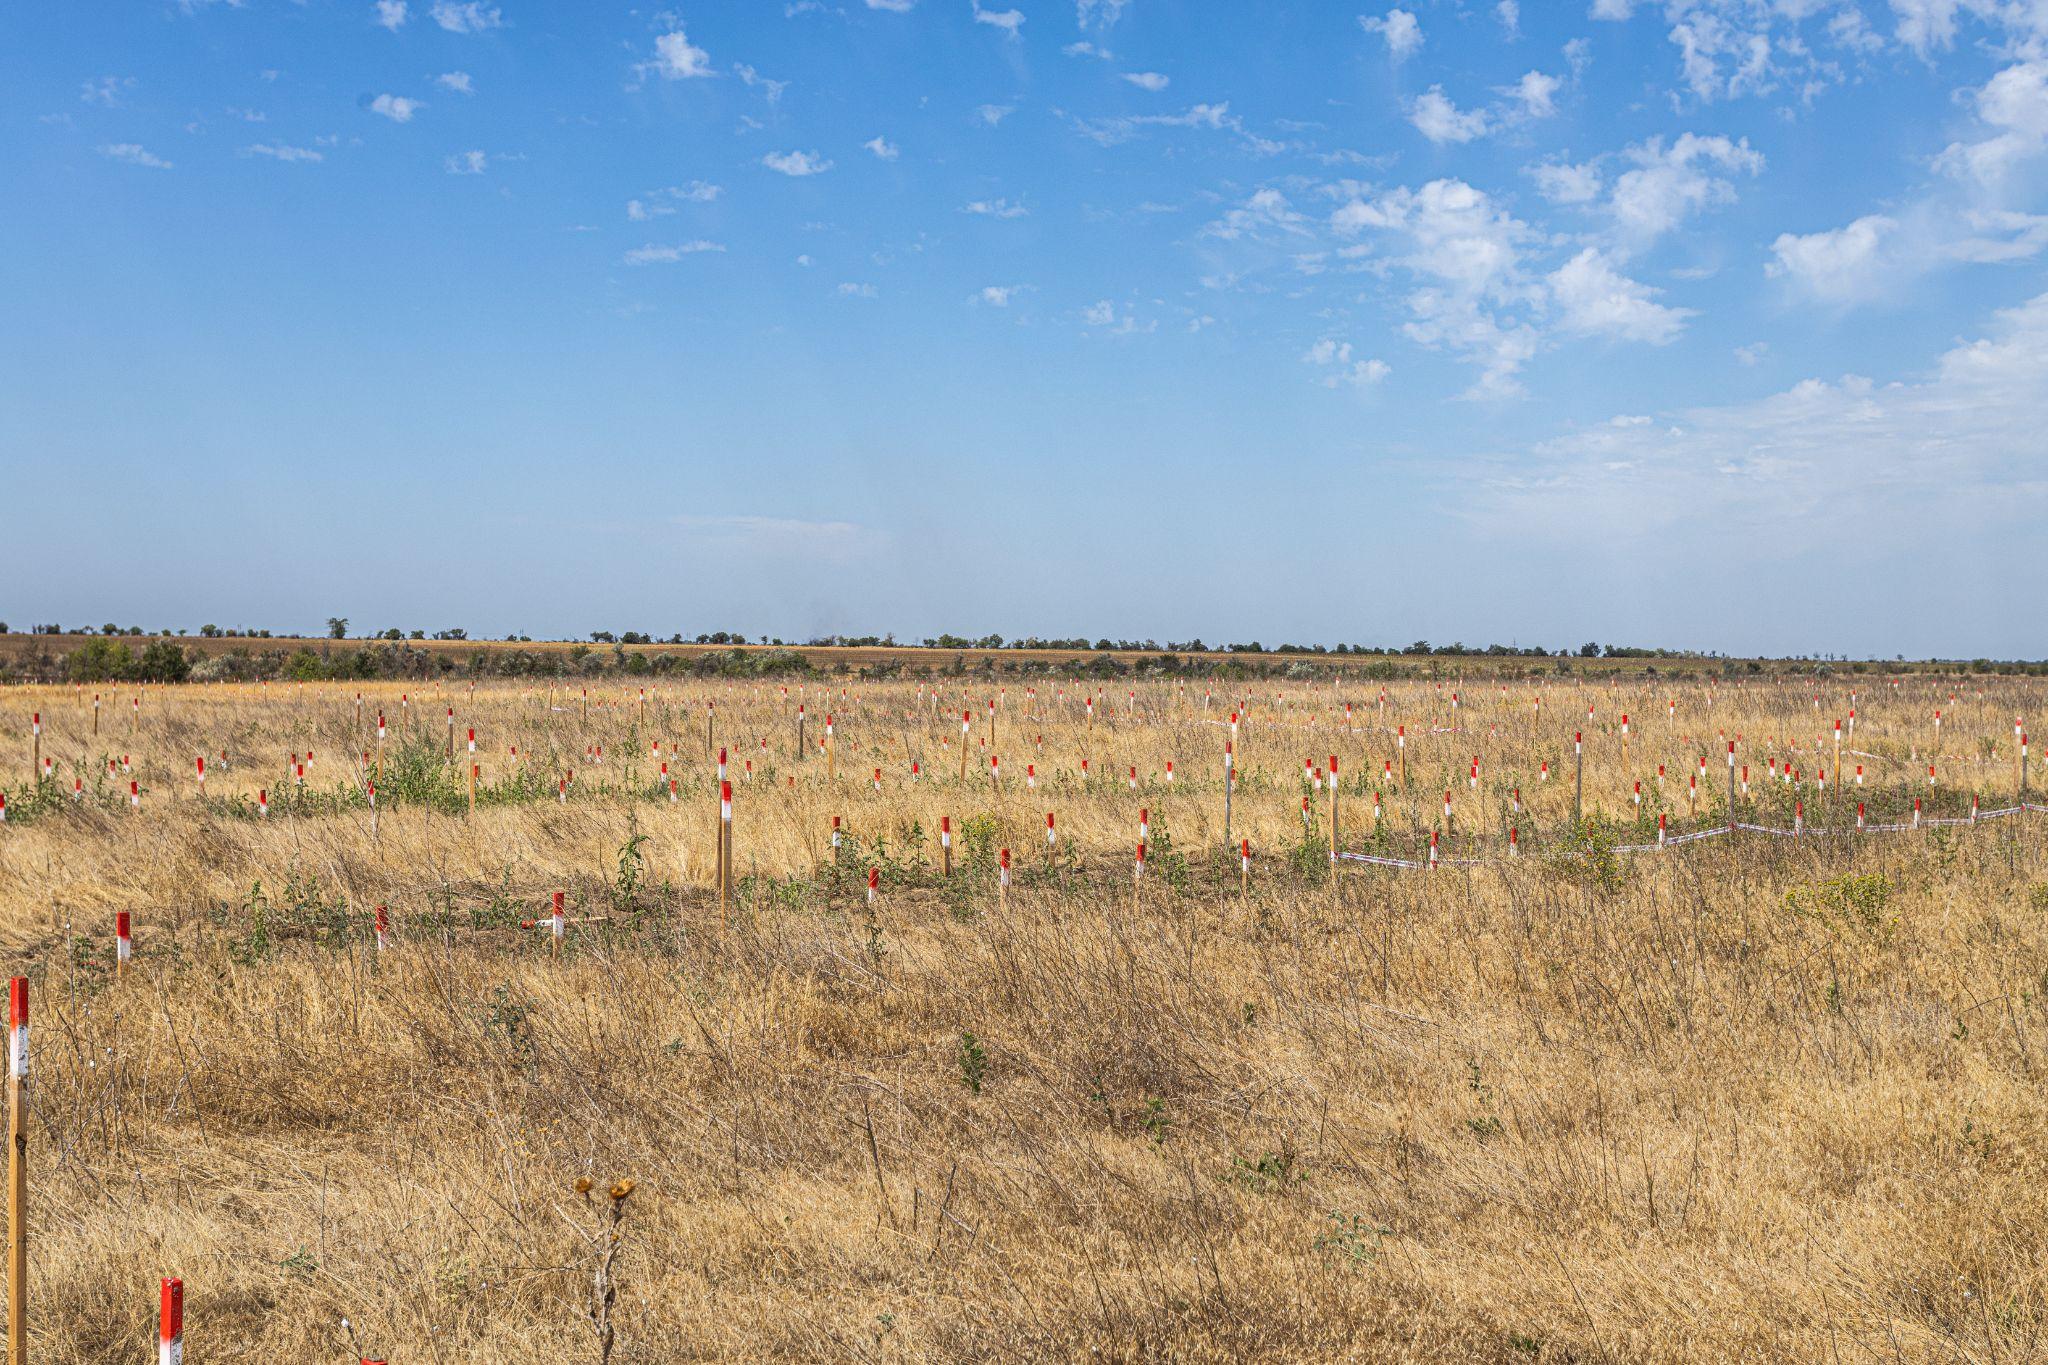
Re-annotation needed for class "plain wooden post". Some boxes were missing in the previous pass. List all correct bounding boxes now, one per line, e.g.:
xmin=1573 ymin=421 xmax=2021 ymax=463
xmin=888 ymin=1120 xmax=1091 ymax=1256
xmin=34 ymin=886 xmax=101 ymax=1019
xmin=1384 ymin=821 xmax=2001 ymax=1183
xmin=7 ymin=977 xmax=25 ymax=1365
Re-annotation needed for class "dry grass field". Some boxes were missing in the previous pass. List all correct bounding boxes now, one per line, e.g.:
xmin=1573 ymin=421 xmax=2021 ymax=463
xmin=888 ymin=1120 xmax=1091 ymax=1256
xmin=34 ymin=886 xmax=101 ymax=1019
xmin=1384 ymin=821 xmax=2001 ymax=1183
xmin=0 ymin=673 xmax=2043 ymax=1361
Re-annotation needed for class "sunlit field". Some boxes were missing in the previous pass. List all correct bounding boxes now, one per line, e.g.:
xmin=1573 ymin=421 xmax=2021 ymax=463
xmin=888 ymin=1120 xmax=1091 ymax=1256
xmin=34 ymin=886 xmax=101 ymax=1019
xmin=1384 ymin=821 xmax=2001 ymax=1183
xmin=1 ymin=670 xmax=2043 ymax=1361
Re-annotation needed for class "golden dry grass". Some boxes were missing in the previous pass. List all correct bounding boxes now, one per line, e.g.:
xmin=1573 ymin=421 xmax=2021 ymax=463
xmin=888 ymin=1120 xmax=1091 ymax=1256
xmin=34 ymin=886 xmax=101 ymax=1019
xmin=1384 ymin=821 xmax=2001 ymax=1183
xmin=0 ymin=674 xmax=2043 ymax=1361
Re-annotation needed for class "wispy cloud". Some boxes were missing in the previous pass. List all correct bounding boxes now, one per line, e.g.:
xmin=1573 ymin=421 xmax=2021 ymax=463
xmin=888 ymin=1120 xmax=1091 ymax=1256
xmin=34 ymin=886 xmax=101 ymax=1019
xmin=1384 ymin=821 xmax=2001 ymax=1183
xmin=373 ymin=0 xmax=408 ymax=31
xmin=964 ymin=196 xmax=1028 ymax=218
xmin=436 ymin=71 xmax=474 ymax=94
xmin=444 ymin=149 xmax=488 ymax=174
xmin=837 ymin=281 xmax=879 ymax=297
xmin=98 ymin=143 xmax=172 ymax=169
xmin=864 ymin=135 xmax=900 ymax=160
xmin=1121 ymin=71 xmax=1169 ymax=91
xmin=971 ymin=1 xmax=1025 ymax=37
xmin=244 ymin=142 xmax=324 ymax=163
xmin=80 ymin=76 xmax=134 ymax=106
xmin=624 ymin=240 xmax=726 ymax=263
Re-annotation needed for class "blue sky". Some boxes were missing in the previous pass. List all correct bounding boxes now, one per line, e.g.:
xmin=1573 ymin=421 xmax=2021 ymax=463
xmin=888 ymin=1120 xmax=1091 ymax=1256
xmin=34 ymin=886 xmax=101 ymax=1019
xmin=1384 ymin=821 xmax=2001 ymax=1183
xmin=5 ymin=1 xmax=2047 ymax=657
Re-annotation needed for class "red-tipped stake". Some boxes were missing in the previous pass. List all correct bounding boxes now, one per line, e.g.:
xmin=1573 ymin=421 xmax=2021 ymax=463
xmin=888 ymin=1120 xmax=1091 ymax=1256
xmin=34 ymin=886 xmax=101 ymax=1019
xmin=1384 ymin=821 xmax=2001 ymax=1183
xmin=1913 ymin=797 xmax=1922 ymax=829
xmin=1509 ymin=826 xmax=1519 ymax=857
xmin=1138 ymin=808 xmax=1149 ymax=844
xmin=866 ymin=866 xmax=879 ymax=905
xmin=1657 ymin=812 xmax=1667 ymax=849
xmin=116 ymin=912 xmax=132 ymax=975
xmin=719 ymin=780 xmax=734 ymax=926
xmin=1856 ymin=802 xmax=1866 ymax=832
xmin=1427 ymin=830 xmax=1439 ymax=870
xmin=1239 ymin=838 xmax=1251 ymax=890
xmin=1026 ymin=763 xmax=1036 ymax=789
xmin=374 ymin=905 xmax=389 ymax=953
xmin=940 ymin=816 xmax=953 ymax=879
xmin=8 ymin=976 xmax=24 ymax=1357
xmin=159 ymin=1277 xmax=183 ymax=1365
xmin=1794 ymin=800 xmax=1804 ymax=835
xmin=131 ymin=780 xmax=141 ymax=811
xmin=551 ymin=891 xmax=566 ymax=956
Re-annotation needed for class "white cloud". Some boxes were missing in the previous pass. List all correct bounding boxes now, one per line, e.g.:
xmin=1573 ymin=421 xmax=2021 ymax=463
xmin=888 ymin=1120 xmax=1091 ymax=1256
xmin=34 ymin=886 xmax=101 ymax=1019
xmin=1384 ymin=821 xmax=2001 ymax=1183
xmin=672 ymin=180 xmax=721 ymax=201
xmin=430 ymin=1 xmax=501 ymax=32
xmin=1548 ymin=247 xmax=1693 ymax=344
xmin=973 ymin=2 xmax=1026 ymax=36
xmin=436 ymin=71 xmax=474 ymax=94
xmin=837 ymin=281 xmax=879 ymax=297
xmin=369 ymin=93 xmax=423 ymax=122
xmin=975 ymin=284 xmax=1024 ymax=305
xmin=444 ymin=149 xmax=488 ymax=174
xmin=244 ymin=142 xmax=323 ymax=162
xmin=1767 ymin=214 xmax=1898 ymax=302
xmin=1122 ymin=72 xmax=1170 ymax=91
xmin=1359 ymin=9 xmax=1423 ymax=61
xmin=1077 ymin=0 xmax=1128 ymax=26
xmin=1330 ymin=177 xmax=1541 ymax=397
xmin=1496 ymin=1 xmax=1519 ymax=34
xmin=1468 ymin=290 xmax=2048 ymax=566
xmin=1590 ymin=0 xmax=1638 ymax=17
xmin=1531 ymin=158 xmax=1602 ymax=203
xmin=1084 ymin=300 xmax=1116 ymax=326
xmin=98 ymin=143 xmax=172 ymax=169
xmin=650 ymin=27 xmax=714 ymax=79
xmin=1607 ymin=133 xmax=1763 ymax=248
xmin=1301 ymin=338 xmax=1391 ymax=387
xmin=1064 ymin=40 xmax=1112 ymax=58
xmin=976 ymin=103 xmax=1015 ymax=125
xmin=866 ymin=0 xmax=915 ymax=9
xmin=626 ymin=198 xmax=668 ymax=221
xmin=763 ymin=149 xmax=832 ymax=175
xmin=1735 ymin=341 xmax=1769 ymax=365
xmin=1935 ymin=60 xmax=2048 ymax=190
xmin=374 ymin=0 xmax=408 ymax=30
xmin=864 ymin=135 xmax=900 ymax=159
xmin=624 ymin=240 xmax=726 ymax=263
xmin=1503 ymin=70 xmax=1562 ymax=118
xmin=1891 ymin=0 xmax=1963 ymax=55
xmin=1409 ymin=87 xmax=1489 ymax=143
xmin=964 ymin=196 xmax=1028 ymax=217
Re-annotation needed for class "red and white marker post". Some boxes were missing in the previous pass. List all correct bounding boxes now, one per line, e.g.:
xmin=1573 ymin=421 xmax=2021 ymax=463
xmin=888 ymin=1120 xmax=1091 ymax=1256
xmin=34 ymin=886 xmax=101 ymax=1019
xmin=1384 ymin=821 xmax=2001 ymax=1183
xmin=159 ymin=1277 xmax=183 ymax=1365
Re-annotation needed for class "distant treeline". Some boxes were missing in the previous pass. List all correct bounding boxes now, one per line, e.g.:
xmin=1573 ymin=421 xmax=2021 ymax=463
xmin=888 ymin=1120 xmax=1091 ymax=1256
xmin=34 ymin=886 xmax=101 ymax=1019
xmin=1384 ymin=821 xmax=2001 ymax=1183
xmin=8 ymin=635 xmax=2048 ymax=686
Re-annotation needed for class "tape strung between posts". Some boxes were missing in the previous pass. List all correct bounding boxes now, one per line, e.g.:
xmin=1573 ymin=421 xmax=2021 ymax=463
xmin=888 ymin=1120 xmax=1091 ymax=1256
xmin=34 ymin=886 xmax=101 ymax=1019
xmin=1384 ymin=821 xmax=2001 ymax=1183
xmin=1337 ymin=803 xmax=2047 ymax=870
